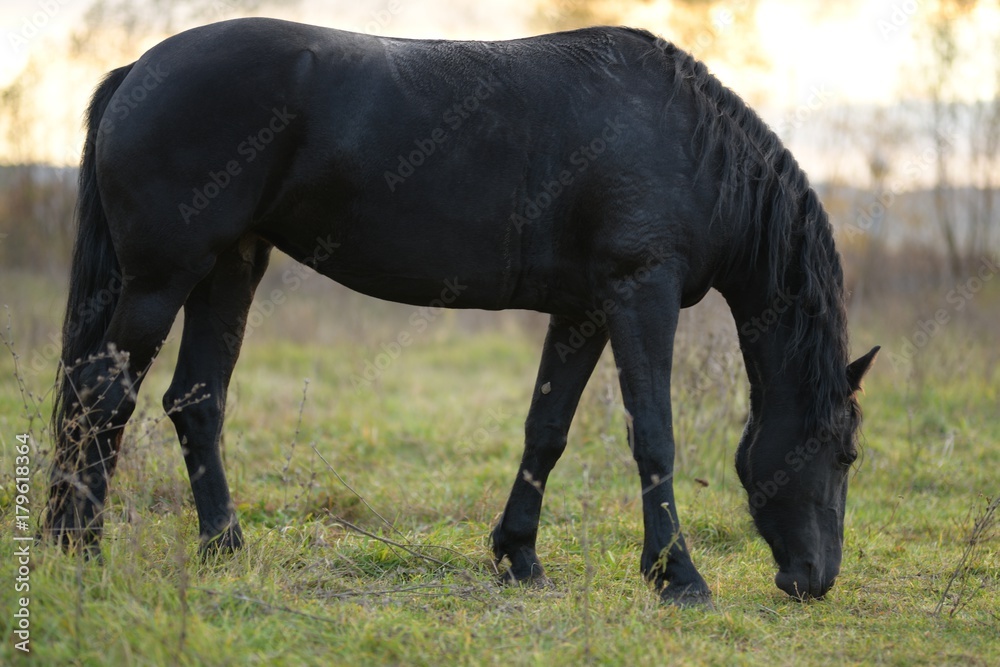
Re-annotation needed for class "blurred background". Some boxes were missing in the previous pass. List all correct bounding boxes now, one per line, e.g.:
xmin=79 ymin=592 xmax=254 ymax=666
xmin=1 ymin=0 xmax=998 ymax=391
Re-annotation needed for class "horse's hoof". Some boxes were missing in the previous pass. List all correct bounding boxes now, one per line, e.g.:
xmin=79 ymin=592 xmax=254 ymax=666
xmin=43 ymin=520 xmax=103 ymax=560
xmin=660 ymin=583 xmax=714 ymax=609
xmin=497 ymin=567 xmax=553 ymax=589
xmin=198 ymin=526 xmax=244 ymax=558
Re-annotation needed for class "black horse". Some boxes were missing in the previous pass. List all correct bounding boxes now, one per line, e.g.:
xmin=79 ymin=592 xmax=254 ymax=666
xmin=46 ymin=18 xmax=878 ymax=604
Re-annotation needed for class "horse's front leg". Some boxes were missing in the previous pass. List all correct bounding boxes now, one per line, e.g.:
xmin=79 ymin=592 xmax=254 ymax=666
xmin=605 ymin=273 xmax=712 ymax=605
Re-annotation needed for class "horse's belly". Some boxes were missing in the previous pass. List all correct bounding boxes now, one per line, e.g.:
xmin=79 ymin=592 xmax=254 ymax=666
xmin=272 ymin=224 xmax=518 ymax=310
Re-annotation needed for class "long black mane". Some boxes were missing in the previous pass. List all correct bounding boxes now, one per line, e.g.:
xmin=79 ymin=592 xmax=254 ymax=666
xmin=630 ymin=28 xmax=853 ymax=433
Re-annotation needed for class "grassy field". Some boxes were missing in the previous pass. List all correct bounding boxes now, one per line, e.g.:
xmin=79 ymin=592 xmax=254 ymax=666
xmin=1 ymin=265 xmax=997 ymax=666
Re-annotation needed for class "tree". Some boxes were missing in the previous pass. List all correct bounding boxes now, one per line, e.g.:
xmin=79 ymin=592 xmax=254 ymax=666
xmin=533 ymin=0 xmax=764 ymax=70
xmin=918 ymin=0 xmax=999 ymax=276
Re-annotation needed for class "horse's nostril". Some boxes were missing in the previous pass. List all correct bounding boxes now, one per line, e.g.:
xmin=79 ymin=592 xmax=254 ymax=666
xmin=774 ymin=571 xmax=807 ymax=598
xmin=775 ymin=568 xmax=828 ymax=600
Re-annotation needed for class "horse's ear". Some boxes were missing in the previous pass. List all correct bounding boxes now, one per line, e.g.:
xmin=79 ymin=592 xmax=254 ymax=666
xmin=846 ymin=345 xmax=880 ymax=394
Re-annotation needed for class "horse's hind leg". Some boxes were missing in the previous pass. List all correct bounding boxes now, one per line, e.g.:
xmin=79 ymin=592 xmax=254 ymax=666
xmin=46 ymin=272 xmax=202 ymax=554
xmin=162 ymin=236 xmax=271 ymax=554
xmin=491 ymin=314 xmax=607 ymax=584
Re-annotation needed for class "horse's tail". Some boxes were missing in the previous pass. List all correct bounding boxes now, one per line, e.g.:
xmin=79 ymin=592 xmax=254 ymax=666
xmin=52 ymin=64 xmax=134 ymax=438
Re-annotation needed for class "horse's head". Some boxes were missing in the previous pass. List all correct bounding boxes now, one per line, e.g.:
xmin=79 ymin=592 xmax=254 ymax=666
xmin=736 ymin=346 xmax=878 ymax=599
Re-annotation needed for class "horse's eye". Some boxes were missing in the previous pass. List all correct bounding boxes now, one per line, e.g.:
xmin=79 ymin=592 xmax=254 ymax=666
xmin=839 ymin=448 xmax=858 ymax=467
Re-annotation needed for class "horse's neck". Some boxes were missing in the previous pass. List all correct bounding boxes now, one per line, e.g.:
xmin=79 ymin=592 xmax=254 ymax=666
xmin=720 ymin=268 xmax=805 ymax=412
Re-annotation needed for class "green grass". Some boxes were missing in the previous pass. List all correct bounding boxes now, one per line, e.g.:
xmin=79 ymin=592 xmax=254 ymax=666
xmin=0 ymin=273 xmax=997 ymax=666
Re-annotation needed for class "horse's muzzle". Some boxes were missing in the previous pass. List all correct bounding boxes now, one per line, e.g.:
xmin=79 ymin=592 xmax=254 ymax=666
xmin=774 ymin=564 xmax=835 ymax=600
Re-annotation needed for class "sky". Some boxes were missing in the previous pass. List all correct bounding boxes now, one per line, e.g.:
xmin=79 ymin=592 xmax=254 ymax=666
xmin=0 ymin=0 xmax=997 ymax=185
